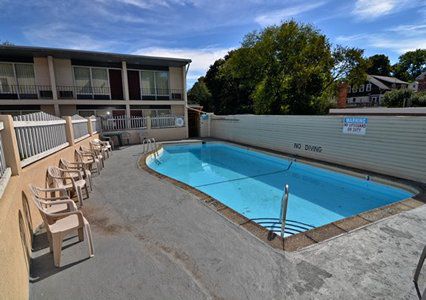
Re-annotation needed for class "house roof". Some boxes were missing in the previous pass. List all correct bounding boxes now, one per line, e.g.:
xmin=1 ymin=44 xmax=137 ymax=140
xmin=369 ymin=75 xmax=408 ymax=85
xmin=366 ymin=75 xmax=391 ymax=90
xmin=415 ymin=71 xmax=426 ymax=81
xmin=0 ymin=45 xmax=191 ymax=67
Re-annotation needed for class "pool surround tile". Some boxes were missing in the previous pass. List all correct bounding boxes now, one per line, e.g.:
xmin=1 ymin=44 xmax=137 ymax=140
xmin=304 ymin=224 xmax=346 ymax=243
xmin=333 ymin=216 xmax=370 ymax=232
xmin=140 ymin=145 xmax=424 ymax=252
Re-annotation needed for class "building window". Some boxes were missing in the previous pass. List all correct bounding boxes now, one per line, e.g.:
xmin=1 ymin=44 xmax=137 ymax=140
xmin=141 ymin=71 xmax=156 ymax=95
xmin=0 ymin=62 xmax=36 ymax=95
xmin=366 ymin=83 xmax=372 ymax=92
xmin=347 ymin=86 xmax=351 ymax=93
xmin=140 ymin=70 xmax=169 ymax=97
xmin=150 ymin=109 xmax=171 ymax=117
xmin=359 ymin=84 xmax=364 ymax=92
xmin=73 ymin=66 xmax=110 ymax=97
xmin=352 ymin=85 xmax=358 ymax=93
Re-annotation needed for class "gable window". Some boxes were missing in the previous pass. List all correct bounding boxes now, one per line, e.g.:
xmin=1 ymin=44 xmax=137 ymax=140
xmin=352 ymin=85 xmax=358 ymax=93
xmin=366 ymin=83 xmax=372 ymax=92
xmin=359 ymin=84 xmax=364 ymax=92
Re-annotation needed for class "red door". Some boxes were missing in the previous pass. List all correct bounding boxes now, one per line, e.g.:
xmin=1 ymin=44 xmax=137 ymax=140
xmin=109 ymin=69 xmax=123 ymax=100
xmin=127 ymin=70 xmax=141 ymax=100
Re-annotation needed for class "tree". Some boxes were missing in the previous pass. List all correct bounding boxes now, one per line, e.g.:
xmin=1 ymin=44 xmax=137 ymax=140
xmin=187 ymin=77 xmax=212 ymax=110
xmin=204 ymin=52 xmax=253 ymax=115
xmin=366 ymin=54 xmax=392 ymax=76
xmin=382 ymin=89 xmax=426 ymax=107
xmin=202 ymin=21 xmax=366 ymax=115
xmin=393 ymin=49 xmax=426 ymax=81
xmin=0 ymin=40 xmax=14 ymax=46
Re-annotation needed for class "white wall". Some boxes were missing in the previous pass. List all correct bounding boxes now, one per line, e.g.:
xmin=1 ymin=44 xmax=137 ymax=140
xmin=209 ymin=114 xmax=426 ymax=183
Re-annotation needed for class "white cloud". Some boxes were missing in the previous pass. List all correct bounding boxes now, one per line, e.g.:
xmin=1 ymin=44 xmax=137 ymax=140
xmin=336 ymin=33 xmax=426 ymax=54
xmin=388 ymin=23 xmax=426 ymax=36
xmin=24 ymin=23 xmax=116 ymax=51
xmin=133 ymin=46 xmax=235 ymax=83
xmin=351 ymin=0 xmax=422 ymax=20
xmin=371 ymin=37 xmax=426 ymax=54
xmin=255 ymin=2 xmax=327 ymax=26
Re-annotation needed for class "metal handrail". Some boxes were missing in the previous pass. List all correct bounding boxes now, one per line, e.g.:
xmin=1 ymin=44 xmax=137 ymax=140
xmin=280 ymin=185 xmax=290 ymax=239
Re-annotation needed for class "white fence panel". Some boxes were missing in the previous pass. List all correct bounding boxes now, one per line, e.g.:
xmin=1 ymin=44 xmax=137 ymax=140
xmin=13 ymin=112 xmax=68 ymax=167
xmin=90 ymin=116 xmax=101 ymax=133
xmin=71 ymin=115 xmax=89 ymax=142
xmin=102 ymin=116 xmax=147 ymax=131
xmin=210 ymin=114 xmax=426 ymax=183
xmin=0 ymin=122 xmax=7 ymax=177
xmin=151 ymin=115 xmax=184 ymax=128
xmin=0 ymin=122 xmax=11 ymax=198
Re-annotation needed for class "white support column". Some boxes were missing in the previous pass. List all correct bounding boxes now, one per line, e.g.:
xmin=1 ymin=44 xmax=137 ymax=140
xmin=54 ymin=104 xmax=60 ymax=117
xmin=122 ymin=61 xmax=130 ymax=101
xmin=182 ymin=65 xmax=189 ymax=138
xmin=47 ymin=56 xmax=58 ymax=101
xmin=122 ymin=61 xmax=131 ymax=128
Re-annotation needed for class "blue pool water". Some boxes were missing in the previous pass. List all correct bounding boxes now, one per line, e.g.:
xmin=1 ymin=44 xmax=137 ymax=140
xmin=147 ymin=143 xmax=413 ymax=236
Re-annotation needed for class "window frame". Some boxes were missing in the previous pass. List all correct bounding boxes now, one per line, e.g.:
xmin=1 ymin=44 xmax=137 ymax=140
xmin=138 ymin=69 xmax=170 ymax=100
xmin=72 ymin=65 xmax=111 ymax=99
xmin=0 ymin=62 xmax=36 ymax=98
xmin=366 ymin=83 xmax=372 ymax=92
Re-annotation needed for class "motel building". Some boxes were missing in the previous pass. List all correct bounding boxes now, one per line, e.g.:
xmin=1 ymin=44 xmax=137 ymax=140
xmin=0 ymin=45 xmax=192 ymax=137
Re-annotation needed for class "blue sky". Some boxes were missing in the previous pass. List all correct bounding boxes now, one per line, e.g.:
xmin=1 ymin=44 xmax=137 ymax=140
xmin=1 ymin=0 xmax=425 ymax=87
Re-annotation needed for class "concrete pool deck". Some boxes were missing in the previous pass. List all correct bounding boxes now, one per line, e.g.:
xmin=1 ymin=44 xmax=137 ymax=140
xmin=30 ymin=145 xmax=426 ymax=299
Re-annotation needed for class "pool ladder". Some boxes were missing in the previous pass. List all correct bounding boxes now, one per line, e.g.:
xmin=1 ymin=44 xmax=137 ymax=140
xmin=142 ymin=138 xmax=158 ymax=156
xmin=280 ymin=185 xmax=290 ymax=244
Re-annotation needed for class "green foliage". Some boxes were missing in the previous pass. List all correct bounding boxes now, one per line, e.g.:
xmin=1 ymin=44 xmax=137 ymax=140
xmin=0 ymin=40 xmax=14 ymax=46
xmin=393 ymin=49 xmax=426 ymax=81
xmin=411 ymin=92 xmax=426 ymax=107
xmin=201 ymin=20 xmax=366 ymax=115
xmin=187 ymin=77 xmax=212 ymax=109
xmin=366 ymin=54 xmax=392 ymax=76
xmin=382 ymin=89 xmax=426 ymax=107
xmin=204 ymin=52 xmax=253 ymax=115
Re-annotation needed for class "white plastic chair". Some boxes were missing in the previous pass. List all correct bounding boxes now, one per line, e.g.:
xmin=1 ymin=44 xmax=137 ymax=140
xmin=29 ymin=184 xmax=94 ymax=267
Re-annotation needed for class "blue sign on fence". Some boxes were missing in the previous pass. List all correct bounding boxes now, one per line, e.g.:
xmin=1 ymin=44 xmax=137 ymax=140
xmin=343 ymin=117 xmax=368 ymax=135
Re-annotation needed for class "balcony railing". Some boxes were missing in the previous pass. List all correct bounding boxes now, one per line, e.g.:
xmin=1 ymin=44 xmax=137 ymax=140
xmin=0 ymin=85 xmax=53 ymax=99
xmin=56 ymin=86 xmax=112 ymax=100
xmin=130 ymin=88 xmax=183 ymax=101
xmin=0 ymin=85 xmax=184 ymax=101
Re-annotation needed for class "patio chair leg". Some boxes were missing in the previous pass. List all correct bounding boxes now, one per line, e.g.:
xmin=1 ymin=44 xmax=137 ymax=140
xmin=88 ymin=174 xmax=93 ymax=191
xmin=78 ymin=227 xmax=84 ymax=242
xmin=84 ymin=184 xmax=89 ymax=199
xmin=77 ymin=187 xmax=84 ymax=207
xmin=52 ymin=233 xmax=63 ymax=267
xmin=85 ymin=223 xmax=95 ymax=257
xmin=47 ymin=231 xmax=53 ymax=253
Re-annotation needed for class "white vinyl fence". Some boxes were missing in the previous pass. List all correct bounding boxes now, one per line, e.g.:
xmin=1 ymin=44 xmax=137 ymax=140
xmin=208 ymin=114 xmax=426 ymax=183
xmin=0 ymin=122 xmax=8 ymax=177
xmin=13 ymin=112 xmax=68 ymax=167
xmin=71 ymin=115 xmax=89 ymax=141
xmin=102 ymin=116 xmax=147 ymax=131
xmin=90 ymin=116 xmax=100 ymax=133
xmin=151 ymin=115 xmax=185 ymax=128
xmin=0 ymin=122 xmax=11 ymax=198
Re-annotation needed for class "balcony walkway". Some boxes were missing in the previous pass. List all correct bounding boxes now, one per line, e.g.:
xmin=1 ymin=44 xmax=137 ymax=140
xmin=30 ymin=144 xmax=426 ymax=299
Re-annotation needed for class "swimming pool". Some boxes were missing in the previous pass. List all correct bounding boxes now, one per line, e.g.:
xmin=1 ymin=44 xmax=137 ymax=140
xmin=147 ymin=143 xmax=413 ymax=237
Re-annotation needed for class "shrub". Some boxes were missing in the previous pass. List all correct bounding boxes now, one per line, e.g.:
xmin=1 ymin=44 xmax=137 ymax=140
xmin=411 ymin=92 xmax=426 ymax=107
xmin=382 ymin=89 xmax=413 ymax=107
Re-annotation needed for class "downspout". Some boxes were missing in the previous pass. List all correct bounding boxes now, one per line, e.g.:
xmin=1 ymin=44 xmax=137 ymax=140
xmin=183 ymin=62 xmax=191 ymax=138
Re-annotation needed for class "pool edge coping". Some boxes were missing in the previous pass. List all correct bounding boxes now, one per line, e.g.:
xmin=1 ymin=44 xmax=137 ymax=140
xmin=139 ymin=143 xmax=425 ymax=252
